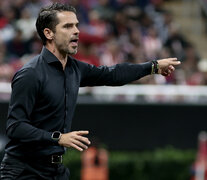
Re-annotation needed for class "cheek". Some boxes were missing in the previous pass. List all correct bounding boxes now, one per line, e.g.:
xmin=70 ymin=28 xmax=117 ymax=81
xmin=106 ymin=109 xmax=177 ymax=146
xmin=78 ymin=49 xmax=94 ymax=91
xmin=56 ymin=31 xmax=67 ymax=41
xmin=55 ymin=30 xmax=70 ymax=46
xmin=56 ymin=36 xmax=68 ymax=46
xmin=62 ymin=34 xmax=70 ymax=44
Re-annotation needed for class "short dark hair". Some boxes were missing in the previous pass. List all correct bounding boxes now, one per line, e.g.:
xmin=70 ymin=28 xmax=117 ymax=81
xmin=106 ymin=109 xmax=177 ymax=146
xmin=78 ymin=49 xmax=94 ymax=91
xmin=36 ymin=3 xmax=76 ymax=45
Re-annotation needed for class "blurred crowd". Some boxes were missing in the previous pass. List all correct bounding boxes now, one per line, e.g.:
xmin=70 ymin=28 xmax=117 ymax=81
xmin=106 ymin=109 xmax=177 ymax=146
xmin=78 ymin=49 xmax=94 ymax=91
xmin=0 ymin=0 xmax=207 ymax=85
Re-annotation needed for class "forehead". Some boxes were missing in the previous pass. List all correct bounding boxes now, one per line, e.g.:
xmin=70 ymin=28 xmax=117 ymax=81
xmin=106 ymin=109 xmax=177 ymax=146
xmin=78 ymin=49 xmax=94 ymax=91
xmin=56 ymin=11 xmax=78 ymax=24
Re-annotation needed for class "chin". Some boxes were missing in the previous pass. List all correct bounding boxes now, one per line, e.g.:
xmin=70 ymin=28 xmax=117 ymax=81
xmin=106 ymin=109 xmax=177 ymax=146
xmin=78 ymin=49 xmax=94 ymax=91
xmin=68 ymin=49 xmax=78 ymax=55
xmin=68 ymin=51 xmax=77 ymax=55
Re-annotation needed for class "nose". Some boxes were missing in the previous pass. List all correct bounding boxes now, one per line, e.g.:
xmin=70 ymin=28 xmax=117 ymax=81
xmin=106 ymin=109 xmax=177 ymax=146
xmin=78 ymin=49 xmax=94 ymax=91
xmin=74 ymin=26 xmax=80 ymax=35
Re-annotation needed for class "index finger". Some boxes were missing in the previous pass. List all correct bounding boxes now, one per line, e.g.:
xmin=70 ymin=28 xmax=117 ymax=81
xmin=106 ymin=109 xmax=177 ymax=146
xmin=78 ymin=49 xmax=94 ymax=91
xmin=76 ymin=130 xmax=89 ymax=135
xmin=168 ymin=58 xmax=181 ymax=65
xmin=166 ymin=58 xmax=178 ymax=61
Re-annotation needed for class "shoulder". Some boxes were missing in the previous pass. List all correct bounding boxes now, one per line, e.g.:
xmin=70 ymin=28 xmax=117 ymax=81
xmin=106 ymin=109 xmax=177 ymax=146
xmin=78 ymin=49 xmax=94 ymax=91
xmin=69 ymin=56 xmax=95 ymax=72
xmin=22 ymin=54 xmax=42 ymax=69
xmin=70 ymin=56 xmax=89 ymax=67
xmin=12 ymin=55 xmax=42 ymax=82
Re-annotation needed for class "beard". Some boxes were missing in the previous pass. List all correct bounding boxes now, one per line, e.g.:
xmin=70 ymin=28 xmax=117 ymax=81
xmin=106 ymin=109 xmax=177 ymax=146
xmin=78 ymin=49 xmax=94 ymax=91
xmin=68 ymin=46 xmax=78 ymax=55
xmin=54 ymin=38 xmax=78 ymax=55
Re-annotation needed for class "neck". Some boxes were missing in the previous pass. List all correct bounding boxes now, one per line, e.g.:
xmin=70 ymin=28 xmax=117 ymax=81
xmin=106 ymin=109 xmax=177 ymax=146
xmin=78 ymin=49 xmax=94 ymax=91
xmin=45 ymin=43 xmax=67 ymax=70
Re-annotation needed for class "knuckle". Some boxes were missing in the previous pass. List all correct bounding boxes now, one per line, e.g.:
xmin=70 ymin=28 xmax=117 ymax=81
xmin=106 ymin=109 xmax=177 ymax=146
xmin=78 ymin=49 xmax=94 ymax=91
xmin=82 ymin=137 xmax=87 ymax=141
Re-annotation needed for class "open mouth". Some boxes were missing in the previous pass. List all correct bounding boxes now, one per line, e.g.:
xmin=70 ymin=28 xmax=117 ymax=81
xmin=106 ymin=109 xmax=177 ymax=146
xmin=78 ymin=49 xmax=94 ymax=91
xmin=70 ymin=38 xmax=79 ymax=46
xmin=70 ymin=39 xmax=78 ymax=43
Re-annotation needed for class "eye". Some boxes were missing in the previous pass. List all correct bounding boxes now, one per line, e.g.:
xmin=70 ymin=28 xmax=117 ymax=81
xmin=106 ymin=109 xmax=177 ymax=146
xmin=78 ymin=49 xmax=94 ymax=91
xmin=63 ymin=24 xmax=73 ymax=29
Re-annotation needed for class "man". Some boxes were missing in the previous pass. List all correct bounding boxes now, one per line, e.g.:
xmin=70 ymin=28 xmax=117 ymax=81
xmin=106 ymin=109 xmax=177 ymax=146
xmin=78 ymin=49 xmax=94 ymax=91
xmin=0 ymin=3 xmax=180 ymax=180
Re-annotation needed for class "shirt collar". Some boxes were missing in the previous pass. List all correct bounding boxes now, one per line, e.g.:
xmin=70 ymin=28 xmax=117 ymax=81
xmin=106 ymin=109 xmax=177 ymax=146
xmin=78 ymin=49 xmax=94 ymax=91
xmin=41 ymin=46 xmax=72 ymax=66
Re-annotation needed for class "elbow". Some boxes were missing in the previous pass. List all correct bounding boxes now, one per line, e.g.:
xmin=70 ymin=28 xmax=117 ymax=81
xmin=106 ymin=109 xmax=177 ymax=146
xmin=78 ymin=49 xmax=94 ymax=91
xmin=6 ymin=127 xmax=14 ymax=139
xmin=6 ymin=123 xmax=17 ymax=139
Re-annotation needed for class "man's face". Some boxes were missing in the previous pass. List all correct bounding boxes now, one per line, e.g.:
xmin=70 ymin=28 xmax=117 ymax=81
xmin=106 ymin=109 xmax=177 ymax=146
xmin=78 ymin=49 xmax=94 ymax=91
xmin=53 ymin=11 xmax=79 ymax=55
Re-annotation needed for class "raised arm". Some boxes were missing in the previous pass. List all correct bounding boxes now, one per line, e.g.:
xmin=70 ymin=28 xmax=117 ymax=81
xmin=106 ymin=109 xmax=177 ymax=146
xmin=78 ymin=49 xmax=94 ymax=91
xmin=78 ymin=58 xmax=180 ymax=87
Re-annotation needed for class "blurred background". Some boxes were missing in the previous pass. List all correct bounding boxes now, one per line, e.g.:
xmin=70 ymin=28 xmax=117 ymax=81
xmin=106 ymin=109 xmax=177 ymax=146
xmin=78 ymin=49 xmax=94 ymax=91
xmin=1 ymin=0 xmax=207 ymax=179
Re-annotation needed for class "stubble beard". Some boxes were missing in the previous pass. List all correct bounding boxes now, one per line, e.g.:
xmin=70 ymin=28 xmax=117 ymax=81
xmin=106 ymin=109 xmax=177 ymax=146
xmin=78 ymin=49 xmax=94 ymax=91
xmin=63 ymin=40 xmax=78 ymax=55
xmin=65 ymin=36 xmax=78 ymax=55
xmin=55 ymin=40 xmax=78 ymax=56
xmin=68 ymin=47 xmax=78 ymax=55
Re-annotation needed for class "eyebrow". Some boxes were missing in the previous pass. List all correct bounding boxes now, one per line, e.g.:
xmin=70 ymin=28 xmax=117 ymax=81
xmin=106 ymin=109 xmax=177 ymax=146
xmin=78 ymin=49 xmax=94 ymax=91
xmin=63 ymin=22 xmax=79 ymax=27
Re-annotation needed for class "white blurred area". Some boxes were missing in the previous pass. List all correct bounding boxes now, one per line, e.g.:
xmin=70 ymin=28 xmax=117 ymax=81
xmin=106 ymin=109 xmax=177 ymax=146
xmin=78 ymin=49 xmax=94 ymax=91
xmin=0 ymin=0 xmax=207 ymax=103
xmin=2 ymin=82 xmax=207 ymax=103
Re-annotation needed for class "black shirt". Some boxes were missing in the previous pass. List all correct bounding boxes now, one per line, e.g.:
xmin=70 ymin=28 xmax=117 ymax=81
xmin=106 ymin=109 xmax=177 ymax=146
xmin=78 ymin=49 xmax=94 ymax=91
xmin=5 ymin=47 xmax=152 ymax=158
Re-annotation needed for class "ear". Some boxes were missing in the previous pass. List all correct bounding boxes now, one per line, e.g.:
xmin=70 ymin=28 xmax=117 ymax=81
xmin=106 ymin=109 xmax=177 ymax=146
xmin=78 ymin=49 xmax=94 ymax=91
xmin=43 ymin=28 xmax=54 ymax=41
